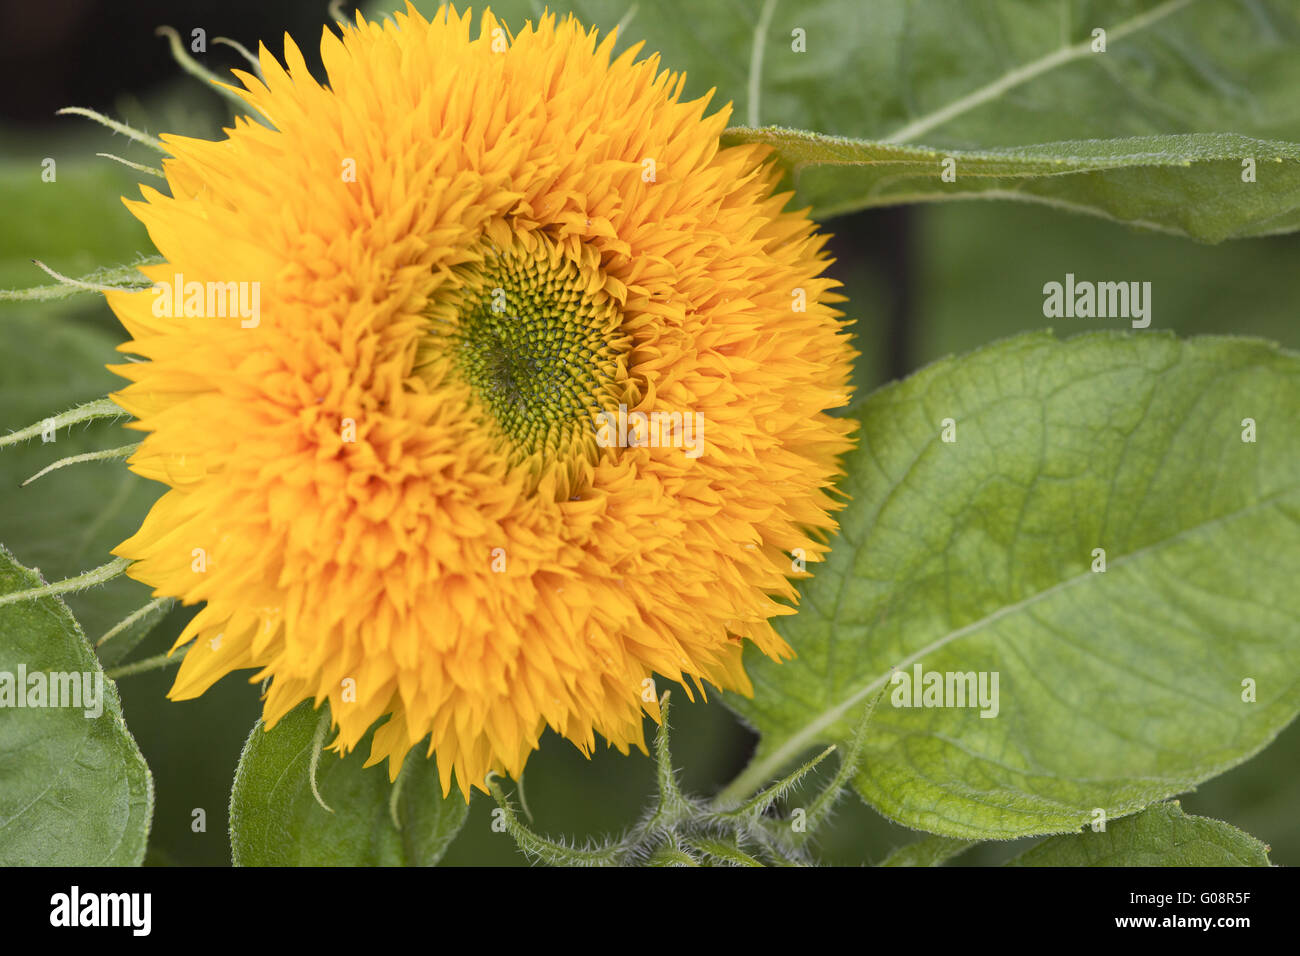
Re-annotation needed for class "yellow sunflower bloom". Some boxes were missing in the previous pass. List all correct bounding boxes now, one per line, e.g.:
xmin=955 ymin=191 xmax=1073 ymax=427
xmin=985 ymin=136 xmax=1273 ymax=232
xmin=103 ymin=3 xmax=856 ymax=797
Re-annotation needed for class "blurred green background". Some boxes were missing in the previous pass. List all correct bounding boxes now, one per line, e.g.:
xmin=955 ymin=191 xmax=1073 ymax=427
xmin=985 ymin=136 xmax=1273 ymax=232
xmin=1 ymin=0 xmax=1296 ymax=866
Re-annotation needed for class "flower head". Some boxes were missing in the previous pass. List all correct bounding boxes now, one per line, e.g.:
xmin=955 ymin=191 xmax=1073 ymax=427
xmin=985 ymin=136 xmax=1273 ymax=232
xmin=105 ymin=4 xmax=855 ymax=796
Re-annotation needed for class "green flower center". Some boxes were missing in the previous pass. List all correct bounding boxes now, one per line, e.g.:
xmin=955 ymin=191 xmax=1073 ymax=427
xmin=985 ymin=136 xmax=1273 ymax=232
xmin=423 ymin=234 xmax=630 ymax=495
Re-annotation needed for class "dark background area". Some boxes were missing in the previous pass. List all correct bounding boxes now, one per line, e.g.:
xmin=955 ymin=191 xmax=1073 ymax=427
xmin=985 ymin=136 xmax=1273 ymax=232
xmin=0 ymin=0 xmax=354 ymax=125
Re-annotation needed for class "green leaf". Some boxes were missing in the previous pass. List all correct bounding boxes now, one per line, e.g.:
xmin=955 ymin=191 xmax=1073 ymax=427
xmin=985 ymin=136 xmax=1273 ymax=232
xmin=566 ymin=0 xmax=1300 ymax=148
xmin=727 ymin=331 xmax=1300 ymax=839
xmin=401 ymin=0 xmax=1300 ymax=238
xmin=229 ymin=700 xmax=468 ymax=866
xmin=1008 ymin=802 xmax=1271 ymax=866
xmin=878 ymin=835 xmax=977 ymax=867
xmin=723 ymin=129 xmax=1300 ymax=241
xmin=0 ymin=544 xmax=153 ymax=865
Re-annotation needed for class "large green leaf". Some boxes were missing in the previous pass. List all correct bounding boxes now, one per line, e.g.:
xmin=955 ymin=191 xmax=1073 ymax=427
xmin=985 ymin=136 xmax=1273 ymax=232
xmin=229 ymin=700 xmax=468 ymax=866
xmin=726 ymin=332 xmax=1300 ymax=839
xmin=0 ymin=544 xmax=153 ymax=864
xmin=722 ymin=129 xmax=1300 ymax=240
xmin=408 ymin=0 xmax=1300 ymax=141
xmin=397 ymin=0 xmax=1300 ymax=237
xmin=1008 ymin=802 xmax=1271 ymax=865
xmin=723 ymin=0 xmax=1300 ymax=144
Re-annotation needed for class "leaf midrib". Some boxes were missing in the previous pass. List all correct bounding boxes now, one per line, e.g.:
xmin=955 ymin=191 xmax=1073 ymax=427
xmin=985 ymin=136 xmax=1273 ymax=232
xmin=883 ymin=0 xmax=1201 ymax=144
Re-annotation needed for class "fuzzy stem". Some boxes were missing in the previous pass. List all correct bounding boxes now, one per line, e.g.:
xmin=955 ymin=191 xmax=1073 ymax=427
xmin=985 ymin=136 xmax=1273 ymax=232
xmin=309 ymin=707 xmax=336 ymax=813
xmin=55 ymin=107 xmax=166 ymax=152
xmin=155 ymin=27 xmax=244 ymax=110
xmin=0 ymin=398 xmax=124 ymax=450
xmin=32 ymin=260 xmax=120 ymax=293
xmin=388 ymin=760 xmax=408 ymax=830
xmin=95 ymin=153 xmax=164 ymax=179
xmin=104 ymin=645 xmax=188 ymax=680
xmin=96 ymin=596 xmax=174 ymax=648
xmin=0 ymin=557 xmax=130 ymax=609
xmin=23 ymin=443 xmax=139 ymax=486
xmin=0 ymin=261 xmax=157 ymax=302
xmin=213 ymin=36 xmax=262 ymax=78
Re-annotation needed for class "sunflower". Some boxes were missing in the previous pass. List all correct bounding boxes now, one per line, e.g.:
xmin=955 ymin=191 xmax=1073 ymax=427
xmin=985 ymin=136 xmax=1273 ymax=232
xmin=104 ymin=3 xmax=856 ymax=797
